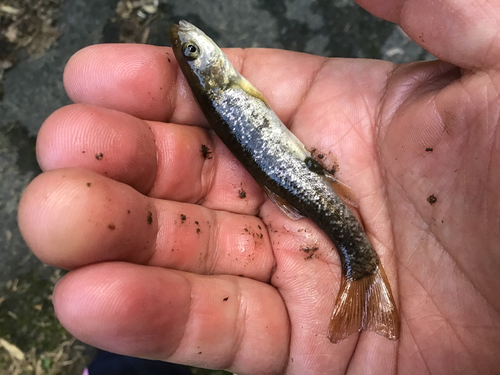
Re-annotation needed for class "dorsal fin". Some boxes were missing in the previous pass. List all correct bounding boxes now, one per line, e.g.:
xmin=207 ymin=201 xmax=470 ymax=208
xmin=262 ymin=185 xmax=304 ymax=220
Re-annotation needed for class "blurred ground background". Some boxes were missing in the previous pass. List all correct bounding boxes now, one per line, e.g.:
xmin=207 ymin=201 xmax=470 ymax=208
xmin=0 ymin=0 xmax=433 ymax=374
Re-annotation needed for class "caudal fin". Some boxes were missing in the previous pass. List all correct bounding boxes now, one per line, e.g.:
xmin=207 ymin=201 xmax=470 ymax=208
xmin=328 ymin=263 xmax=400 ymax=343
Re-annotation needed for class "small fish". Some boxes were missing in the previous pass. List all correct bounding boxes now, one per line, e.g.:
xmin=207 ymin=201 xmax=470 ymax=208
xmin=170 ymin=21 xmax=400 ymax=343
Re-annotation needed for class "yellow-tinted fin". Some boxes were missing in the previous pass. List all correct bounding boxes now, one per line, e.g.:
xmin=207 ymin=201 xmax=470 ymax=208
xmin=262 ymin=185 xmax=304 ymax=220
xmin=328 ymin=262 xmax=400 ymax=343
xmin=324 ymin=171 xmax=359 ymax=208
xmin=230 ymin=75 xmax=271 ymax=108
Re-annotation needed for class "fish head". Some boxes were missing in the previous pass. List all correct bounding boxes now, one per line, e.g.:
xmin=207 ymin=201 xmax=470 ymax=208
xmin=170 ymin=20 xmax=234 ymax=91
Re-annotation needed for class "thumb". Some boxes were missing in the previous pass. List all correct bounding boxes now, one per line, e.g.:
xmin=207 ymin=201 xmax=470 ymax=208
xmin=356 ymin=0 xmax=500 ymax=70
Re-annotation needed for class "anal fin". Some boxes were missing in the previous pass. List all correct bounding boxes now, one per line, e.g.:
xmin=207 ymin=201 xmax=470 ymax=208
xmin=328 ymin=262 xmax=400 ymax=343
xmin=324 ymin=171 xmax=358 ymax=208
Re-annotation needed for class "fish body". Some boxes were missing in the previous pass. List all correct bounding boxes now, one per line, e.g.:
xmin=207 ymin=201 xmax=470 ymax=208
xmin=170 ymin=20 xmax=399 ymax=343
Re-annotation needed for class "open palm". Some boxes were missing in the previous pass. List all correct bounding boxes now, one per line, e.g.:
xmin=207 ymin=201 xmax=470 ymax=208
xmin=18 ymin=1 xmax=500 ymax=374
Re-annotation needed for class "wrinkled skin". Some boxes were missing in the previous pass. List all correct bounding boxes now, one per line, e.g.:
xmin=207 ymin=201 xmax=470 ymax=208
xmin=17 ymin=0 xmax=500 ymax=374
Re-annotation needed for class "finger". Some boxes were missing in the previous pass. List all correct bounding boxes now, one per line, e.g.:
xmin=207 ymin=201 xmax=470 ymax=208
xmin=63 ymin=44 xmax=326 ymax=124
xmin=53 ymin=262 xmax=289 ymax=374
xmin=18 ymin=168 xmax=274 ymax=281
xmin=63 ymin=44 xmax=177 ymax=122
xmin=356 ymin=0 xmax=500 ymax=70
xmin=37 ymin=104 xmax=265 ymax=213
xmin=36 ymin=104 xmax=157 ymax=195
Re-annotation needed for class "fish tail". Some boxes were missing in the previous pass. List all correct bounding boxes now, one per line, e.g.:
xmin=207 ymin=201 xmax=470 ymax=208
xmin=328 ymin=263 xmax=400 ymax=343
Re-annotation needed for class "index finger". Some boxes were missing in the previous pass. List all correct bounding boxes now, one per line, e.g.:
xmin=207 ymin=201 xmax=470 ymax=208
xmin=63 ymin=44 xmax=325 ymax=125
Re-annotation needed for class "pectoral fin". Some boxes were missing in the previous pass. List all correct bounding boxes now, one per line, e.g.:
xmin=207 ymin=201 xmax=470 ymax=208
xmin=230 ymin=75 xmax=270 ymax=108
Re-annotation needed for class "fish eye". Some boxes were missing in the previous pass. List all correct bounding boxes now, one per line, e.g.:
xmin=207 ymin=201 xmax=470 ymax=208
xmin=182 ymin=42 xmax=199 ymax=60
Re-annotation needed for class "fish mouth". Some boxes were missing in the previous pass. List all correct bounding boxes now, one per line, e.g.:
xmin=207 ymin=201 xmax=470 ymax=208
xmin=178 ymin=20 xmax=197 ymax=31
xmin=170 ymin=20 xmax=198 ymax=48
xmin=170 ymin=20 xmax=197 ymax=38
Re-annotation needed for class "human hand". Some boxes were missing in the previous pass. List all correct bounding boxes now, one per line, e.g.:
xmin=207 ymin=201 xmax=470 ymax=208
xmin=18 ymin=0 xmax=500 ymax=374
